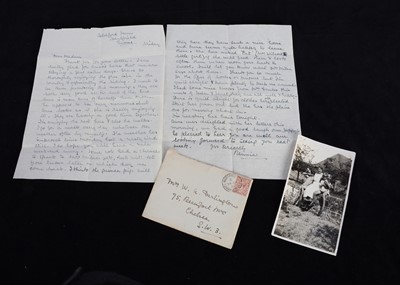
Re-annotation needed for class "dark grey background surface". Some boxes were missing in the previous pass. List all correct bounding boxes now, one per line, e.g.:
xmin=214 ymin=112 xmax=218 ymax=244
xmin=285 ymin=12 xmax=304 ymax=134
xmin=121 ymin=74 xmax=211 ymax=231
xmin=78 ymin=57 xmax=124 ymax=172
xmin=1 ymin=0 xmax=399 ymax=284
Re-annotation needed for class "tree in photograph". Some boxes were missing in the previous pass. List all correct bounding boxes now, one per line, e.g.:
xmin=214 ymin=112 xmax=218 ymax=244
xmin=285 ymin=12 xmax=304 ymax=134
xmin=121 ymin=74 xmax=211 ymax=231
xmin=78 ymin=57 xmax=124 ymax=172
xmin=292 ymin=144 xmax=314 ymax=182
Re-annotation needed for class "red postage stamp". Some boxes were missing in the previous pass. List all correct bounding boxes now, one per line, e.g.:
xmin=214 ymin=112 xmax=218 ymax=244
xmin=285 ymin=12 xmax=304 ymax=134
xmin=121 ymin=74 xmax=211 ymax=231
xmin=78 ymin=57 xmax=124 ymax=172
xmin=233 ymin=176 xmax=252 ymax=197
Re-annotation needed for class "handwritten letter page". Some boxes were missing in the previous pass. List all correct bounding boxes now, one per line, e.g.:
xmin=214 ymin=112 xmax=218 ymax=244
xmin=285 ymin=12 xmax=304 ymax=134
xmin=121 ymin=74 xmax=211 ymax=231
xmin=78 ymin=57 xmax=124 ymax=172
xmin=143 ymin=149 xmax=252 ymax=249
xmin=14 ymin=25 xmax=165 ymax=182
xmin=164 ymin=25 xmax=301 ymax=179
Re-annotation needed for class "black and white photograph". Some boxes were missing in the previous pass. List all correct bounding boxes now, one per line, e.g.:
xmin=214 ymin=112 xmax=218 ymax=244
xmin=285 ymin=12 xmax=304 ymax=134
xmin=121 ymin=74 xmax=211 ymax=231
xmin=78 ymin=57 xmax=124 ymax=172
xmin=272 ymin=135 xmax=356 ymax=255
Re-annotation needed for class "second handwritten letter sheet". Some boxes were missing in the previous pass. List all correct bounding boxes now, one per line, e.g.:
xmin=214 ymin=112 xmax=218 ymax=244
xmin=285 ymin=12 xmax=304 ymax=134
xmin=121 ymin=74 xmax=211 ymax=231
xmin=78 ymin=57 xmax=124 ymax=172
xmin=164 ymin=25 xmax=301 ymax=179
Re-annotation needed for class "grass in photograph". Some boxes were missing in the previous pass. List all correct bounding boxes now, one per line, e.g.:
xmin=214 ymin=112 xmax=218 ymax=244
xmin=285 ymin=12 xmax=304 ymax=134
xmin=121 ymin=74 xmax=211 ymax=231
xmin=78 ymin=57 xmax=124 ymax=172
xmin=274 ymin=203 xmax=339 ymax=253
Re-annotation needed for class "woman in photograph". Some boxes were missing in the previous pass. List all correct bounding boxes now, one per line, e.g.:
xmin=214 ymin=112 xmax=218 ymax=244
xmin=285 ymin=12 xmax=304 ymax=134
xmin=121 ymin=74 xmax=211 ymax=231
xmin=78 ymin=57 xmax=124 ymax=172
xmin=303 ymin=167 xmax=323 ymax=199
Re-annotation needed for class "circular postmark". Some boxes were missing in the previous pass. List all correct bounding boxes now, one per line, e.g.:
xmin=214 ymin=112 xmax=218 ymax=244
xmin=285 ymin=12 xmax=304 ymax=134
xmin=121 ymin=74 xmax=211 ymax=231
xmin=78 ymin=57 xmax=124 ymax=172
xmin=222 ymin=173 xmax=237 ymax=192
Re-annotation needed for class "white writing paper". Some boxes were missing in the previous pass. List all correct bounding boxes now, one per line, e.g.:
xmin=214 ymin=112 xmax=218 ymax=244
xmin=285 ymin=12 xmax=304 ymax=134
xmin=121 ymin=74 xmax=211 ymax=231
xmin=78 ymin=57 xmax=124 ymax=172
xmin=14 ymin=25 xmax=165 ymax=182
xmin=164 ymin=25 xmax=301 ymax=179
xmin=143 ymin=149 xmax=253 ymax=249
xmin=15 ymin=24 xmax=302 ymax=182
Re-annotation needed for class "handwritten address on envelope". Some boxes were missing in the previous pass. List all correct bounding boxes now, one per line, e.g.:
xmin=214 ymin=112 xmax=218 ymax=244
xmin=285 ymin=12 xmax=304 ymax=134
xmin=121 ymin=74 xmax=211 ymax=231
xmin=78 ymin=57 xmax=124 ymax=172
xmin=142 ymin=149 xmax=253 ymax=249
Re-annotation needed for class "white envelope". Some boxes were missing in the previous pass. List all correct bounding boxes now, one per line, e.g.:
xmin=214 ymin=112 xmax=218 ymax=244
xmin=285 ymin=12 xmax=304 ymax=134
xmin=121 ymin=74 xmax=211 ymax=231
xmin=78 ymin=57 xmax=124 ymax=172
xmin=143 ymin=149 xmax=253 ymax=249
